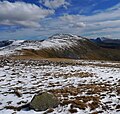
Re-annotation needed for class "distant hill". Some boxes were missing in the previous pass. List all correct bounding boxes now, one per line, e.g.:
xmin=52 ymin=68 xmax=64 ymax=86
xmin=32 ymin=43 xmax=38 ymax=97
xmin=0 ymin=40 xmax=13 ymax=48
xmin=90 ymin=37 xmax=120 ymax=49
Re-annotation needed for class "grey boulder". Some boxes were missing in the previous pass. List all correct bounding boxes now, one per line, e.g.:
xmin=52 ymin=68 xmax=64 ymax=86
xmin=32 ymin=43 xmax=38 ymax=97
xmin=30 ymin=92 xmax=59 ymax=111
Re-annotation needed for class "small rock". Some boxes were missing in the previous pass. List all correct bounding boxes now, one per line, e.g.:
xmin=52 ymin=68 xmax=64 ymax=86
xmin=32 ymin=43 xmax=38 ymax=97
xmin=30 ymin=92 xmax=59 ymax=111
xmin=14 ymin=89 xmax=22 ymax=97
xmin=12 ymin=112 xmax=17 ymax=114
xmin=69 ymin=108 xmax=78 ymax=113
xmin=116 ymin=105 xmax=120 ymax=109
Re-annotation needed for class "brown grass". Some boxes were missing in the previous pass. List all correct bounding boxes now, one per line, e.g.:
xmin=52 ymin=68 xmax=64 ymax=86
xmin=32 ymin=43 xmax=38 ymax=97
xmin=116 ymin=87 xmax=120 ymax=95
xmin=68 ymin=108 xmax=78 ymax=113
xmin=49 ymin=85 xmax=105 ymax=110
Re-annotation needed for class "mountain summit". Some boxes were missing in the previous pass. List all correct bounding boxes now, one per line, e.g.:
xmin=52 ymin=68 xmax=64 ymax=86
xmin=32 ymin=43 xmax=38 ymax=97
xmin=49 ymin=34 xmax=84 ymax=40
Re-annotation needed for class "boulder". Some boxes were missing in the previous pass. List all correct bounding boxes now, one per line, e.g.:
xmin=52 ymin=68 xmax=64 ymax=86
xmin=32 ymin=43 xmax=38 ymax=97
xmin=30 ymin=92 xmax=59 ymax=111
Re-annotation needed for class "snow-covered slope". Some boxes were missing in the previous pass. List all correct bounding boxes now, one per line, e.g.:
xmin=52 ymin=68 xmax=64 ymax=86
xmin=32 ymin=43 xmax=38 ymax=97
xmin=0 ymin=59 xmax=120 ymax=114
xmin=0 ymin=34 xmax=86 ymax=56
xmin=0 ymin=40 xmax=24 ymax=56
xmin=39 ymin=34 xmax=85 ymax=49
xmin=19 ymin=34 xmax=85 ymax=49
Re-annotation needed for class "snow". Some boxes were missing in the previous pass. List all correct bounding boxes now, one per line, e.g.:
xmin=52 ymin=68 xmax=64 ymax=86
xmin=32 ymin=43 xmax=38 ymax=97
xmin=12 ymin=40 xmax=25 ymax=46
xmin=0 ymin=40 xmax=24 ymax=56
xmin=0 ymin=34 xmax=85 ymax=56
xmin=0 ymin=59 xmax=120 ymax=114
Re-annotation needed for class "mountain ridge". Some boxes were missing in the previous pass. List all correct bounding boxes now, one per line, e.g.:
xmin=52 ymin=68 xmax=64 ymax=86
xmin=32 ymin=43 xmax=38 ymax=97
xmin=90 ymin=37 xmax=120 ymax=49
xmin=0 ymin=34 xmax=120 ymax=61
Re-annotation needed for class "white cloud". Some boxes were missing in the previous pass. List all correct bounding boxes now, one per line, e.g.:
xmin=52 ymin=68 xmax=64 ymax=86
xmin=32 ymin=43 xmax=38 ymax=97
xmin=0 ymin=1 xmax=54 ymax=27
xmin=69 ymin=22 xmax=86 ymax=28
xmin=1 ymin=2 xmax=120 ymax=39
xmin=41 ymin=0 xmax=69 ymax=9
xmin=60 ymin=15 xmax=86 ymax=28
xmin=58 ymin=4 xmax=120 ymax=38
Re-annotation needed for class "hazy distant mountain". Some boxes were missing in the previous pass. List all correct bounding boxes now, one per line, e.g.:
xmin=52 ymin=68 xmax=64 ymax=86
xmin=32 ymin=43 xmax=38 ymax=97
xmin=90 ymin=37 xmax=120 ymax=49
xmin=0 ymin=40 xmax=13 ymax=48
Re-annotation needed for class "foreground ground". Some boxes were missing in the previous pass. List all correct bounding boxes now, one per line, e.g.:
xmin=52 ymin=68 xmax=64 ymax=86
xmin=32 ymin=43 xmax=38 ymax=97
xmin=0 ymin=58 xmax=120 ymax=114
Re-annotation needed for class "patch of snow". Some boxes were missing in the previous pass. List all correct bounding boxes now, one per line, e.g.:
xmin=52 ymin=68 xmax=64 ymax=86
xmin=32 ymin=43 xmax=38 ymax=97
xmin=0 ymin=59 xmax=120 ymax=113
xmin=0 ymin=34 xmax=85 ymax=56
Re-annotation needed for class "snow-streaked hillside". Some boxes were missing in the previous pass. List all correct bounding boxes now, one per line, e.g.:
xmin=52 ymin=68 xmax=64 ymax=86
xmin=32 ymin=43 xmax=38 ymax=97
xmin=0 ymin=34 xmax=85 ymax=56
xmin=0 ymin=40 xmax=24 ymax=56
xmin=1 ymin=34 xmax=120 ymax=61
xmin=17 ymin=34 xmax=85 ymax=50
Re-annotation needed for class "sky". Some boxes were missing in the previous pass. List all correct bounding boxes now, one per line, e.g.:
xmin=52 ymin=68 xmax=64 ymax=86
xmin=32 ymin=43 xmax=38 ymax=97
xmin=0 ymin=0 xmax=120 ymax=40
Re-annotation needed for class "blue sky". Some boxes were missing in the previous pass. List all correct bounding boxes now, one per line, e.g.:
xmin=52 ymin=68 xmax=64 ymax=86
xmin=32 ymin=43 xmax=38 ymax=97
xmin=0 ymin=0 xmax=120 ymax=40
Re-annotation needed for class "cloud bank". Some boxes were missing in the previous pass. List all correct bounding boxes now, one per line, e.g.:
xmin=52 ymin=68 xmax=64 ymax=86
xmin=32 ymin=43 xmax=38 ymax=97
xmin=0 ymin=1 xmax=54 ymax=27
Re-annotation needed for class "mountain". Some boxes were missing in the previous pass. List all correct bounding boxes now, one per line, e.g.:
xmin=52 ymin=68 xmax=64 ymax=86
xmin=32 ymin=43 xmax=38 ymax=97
xmin=0 ymin=34 xmax=120 ymax=61
xmin=90 ymin=37 xmax=120 ymax=49
xmin=0 ymin=40 xmax=13 ymax=48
